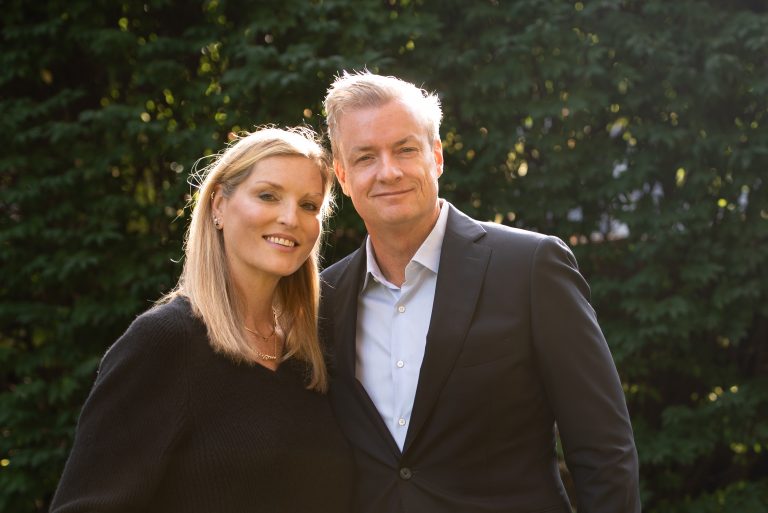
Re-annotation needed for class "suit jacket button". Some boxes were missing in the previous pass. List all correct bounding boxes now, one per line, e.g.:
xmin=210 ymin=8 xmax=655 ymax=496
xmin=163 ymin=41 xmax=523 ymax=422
xmin=399 ymin=467 xmax=413 ymax=480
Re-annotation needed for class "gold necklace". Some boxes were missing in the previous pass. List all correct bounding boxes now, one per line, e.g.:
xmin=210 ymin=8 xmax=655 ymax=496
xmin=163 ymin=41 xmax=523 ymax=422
xmin=244 ymin=322 xmax=279 ymax=361
xmin=243 ymin=322 xmax=275 ymax=341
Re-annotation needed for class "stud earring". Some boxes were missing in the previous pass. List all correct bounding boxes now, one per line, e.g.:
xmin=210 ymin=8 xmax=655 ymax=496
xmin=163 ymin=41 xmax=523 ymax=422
xmin=213 ymin=216 xmax=221 ymax=229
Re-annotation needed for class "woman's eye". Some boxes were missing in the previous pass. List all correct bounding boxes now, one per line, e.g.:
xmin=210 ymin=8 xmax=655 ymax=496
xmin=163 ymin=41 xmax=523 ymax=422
xmin=301 ymin=202 xmax=319 ymax=212
xmin=259 ymin=192 xmax=277 ymax=201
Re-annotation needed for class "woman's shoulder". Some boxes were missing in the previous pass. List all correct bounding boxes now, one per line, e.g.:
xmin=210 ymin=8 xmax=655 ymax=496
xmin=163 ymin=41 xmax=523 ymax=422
xmin=130 ymin=295 xmax=196 ymax=340
xmin=101 ymin=295 xmax=201 ymax=370
xmin=146 ymin=293 xmax=194 ymax=319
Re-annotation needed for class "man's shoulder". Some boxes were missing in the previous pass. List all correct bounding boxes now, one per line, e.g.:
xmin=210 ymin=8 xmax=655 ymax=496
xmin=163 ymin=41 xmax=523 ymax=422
xmin=446 ymin=203 xmax=548 ymax=248
xmin=479 ymin=221 xmax=548 ymax=245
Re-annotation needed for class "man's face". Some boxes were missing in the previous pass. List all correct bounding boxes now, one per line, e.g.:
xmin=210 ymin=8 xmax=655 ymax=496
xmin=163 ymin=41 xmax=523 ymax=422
xmin=334 ymin=100 xmax=443 ymax=235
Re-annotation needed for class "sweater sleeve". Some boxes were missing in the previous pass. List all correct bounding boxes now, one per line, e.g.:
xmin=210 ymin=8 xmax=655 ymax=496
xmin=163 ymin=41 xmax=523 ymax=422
xmin=50 ymin=305 xmax=190 ymax=512
xmin=529 ymin=236 xmax=641 ymax=513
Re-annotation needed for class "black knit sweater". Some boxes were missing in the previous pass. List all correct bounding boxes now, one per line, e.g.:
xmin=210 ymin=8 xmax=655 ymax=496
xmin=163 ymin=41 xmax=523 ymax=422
xmin=51 ymin=296 xmax=354 ymax=513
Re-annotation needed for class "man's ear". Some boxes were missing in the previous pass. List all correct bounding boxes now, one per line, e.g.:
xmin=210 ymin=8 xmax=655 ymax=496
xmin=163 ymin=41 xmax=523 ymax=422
xmin=433 ymin=138 xmax=444 ymax=178
xmin=334 ymin=159 xmax=350 ymax=196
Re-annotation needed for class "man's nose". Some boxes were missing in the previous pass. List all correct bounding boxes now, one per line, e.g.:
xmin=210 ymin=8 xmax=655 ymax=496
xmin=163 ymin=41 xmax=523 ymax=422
xmin=378 ymin=153 xmax=403 ymax=182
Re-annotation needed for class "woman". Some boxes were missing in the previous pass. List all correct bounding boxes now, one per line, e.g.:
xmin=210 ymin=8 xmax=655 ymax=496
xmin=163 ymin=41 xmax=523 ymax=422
xmin=51 ymin=127 xmax=354 ymax=512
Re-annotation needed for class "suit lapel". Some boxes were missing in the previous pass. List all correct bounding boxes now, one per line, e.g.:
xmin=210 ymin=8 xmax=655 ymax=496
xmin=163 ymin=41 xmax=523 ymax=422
xmin=403 ymin=205 xmax=491 ymax=453
xmin=332 ymin=243 xmax=402 ymax=456
xmin=331 ymin=248 xmax=365 ymax=377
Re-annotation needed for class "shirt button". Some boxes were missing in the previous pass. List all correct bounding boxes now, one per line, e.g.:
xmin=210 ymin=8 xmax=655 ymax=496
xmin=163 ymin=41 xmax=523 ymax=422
xmin=399 ymin=467 xmax=413 ymax=480
xmin=397 ymin=305 xmax=406 ymax=313
xmin=396 ymin=360 xmax=405 ymax=368
xmin=398 ymin=418 xmax=406 ymax=426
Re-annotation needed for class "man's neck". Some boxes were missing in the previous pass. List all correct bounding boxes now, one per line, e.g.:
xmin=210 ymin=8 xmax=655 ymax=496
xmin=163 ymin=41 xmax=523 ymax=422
xmin=366 ymin=207 xmax=441 ymax=287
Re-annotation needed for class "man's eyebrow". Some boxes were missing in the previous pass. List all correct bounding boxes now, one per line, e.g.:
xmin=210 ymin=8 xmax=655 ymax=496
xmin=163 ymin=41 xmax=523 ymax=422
xmin=393 ymin=135 xmax=419 ymax=146
xmin=349 ymin=135 xmax=419 ymax=155
xmin=349 ymin=144 xmax=375 ymax=155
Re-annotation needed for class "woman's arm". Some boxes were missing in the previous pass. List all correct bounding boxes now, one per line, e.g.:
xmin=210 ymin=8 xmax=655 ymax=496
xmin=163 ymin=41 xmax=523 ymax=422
xmin=50 ymin=305 xmax=190 ymax=512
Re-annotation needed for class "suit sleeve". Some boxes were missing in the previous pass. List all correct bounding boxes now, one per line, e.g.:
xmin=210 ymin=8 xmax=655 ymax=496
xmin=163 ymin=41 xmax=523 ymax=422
xmin=50 ymin=309 xmax=189 ymax=512
xmin=530 ymin=236 xmax=640 ymax=513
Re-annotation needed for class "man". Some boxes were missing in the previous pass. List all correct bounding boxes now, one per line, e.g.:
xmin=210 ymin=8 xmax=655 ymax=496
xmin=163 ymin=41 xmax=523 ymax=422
xmin=319 ymin=71 xmax=640 ymax=513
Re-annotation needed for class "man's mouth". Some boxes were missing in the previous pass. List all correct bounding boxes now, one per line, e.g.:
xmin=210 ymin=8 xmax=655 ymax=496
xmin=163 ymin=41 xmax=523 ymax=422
xmin=373 ymin=189 xmax=410 ymax=198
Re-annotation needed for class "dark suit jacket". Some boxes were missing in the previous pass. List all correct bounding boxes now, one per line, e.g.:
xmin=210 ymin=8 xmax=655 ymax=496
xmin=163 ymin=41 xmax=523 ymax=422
xmin=319 ymin=203 xmax=640 ymax=513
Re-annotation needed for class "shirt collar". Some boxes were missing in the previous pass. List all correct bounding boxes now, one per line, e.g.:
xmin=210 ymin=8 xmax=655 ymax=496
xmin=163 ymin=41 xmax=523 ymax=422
xmin=363 ymin=200 xmax=449 ymax=290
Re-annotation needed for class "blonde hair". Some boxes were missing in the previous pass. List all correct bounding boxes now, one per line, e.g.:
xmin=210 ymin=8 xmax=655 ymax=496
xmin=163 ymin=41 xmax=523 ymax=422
xmin=324 ymin=70 xmax=443 ymax=159
xmin=162 ymin=126 xmax=334 ymax=392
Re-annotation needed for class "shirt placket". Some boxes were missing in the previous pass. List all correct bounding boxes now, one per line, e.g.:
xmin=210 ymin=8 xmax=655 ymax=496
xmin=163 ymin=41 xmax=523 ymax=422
xmin=386 ymin=285 xmax=406 ymax=444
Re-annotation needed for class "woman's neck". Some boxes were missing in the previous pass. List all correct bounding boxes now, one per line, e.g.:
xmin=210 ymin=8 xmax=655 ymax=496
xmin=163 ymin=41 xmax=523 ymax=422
xmin=229 ymin=267 xmax=280 ymax=328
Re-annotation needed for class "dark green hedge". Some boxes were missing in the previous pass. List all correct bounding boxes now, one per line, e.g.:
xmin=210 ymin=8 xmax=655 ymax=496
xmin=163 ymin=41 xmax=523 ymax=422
xmin=2 ymin=1 xmax=767 ymax=511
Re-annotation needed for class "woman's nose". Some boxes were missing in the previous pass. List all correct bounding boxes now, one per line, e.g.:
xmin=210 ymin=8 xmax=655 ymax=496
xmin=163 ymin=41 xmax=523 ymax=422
xmin=277 ymin=203 xmax=299 ymax=227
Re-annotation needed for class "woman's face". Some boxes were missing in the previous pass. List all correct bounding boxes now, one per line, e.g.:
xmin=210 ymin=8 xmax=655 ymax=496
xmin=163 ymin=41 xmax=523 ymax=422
xmin=214 ymin=155 xmax=325 ymax=286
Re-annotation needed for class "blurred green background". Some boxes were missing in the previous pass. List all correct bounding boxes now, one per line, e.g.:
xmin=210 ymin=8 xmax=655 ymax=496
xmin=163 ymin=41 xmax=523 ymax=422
xmin=2 ymin=0 xmax=767 ymax=511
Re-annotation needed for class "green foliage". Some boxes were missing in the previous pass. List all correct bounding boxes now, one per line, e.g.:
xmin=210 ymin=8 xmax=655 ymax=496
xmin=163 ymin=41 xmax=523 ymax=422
xmin=1 ymin=0 xmax=766 ymax=511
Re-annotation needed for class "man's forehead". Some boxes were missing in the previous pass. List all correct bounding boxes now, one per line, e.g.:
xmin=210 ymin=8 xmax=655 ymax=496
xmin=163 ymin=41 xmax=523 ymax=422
xmin=342 ymin=101 xmax=421 ymax=127
xmin=338 ymin=103 xmax=427 ymax=150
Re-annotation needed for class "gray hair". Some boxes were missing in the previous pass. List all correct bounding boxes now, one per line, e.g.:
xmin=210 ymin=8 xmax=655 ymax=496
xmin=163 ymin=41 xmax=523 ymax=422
xmin=323 ymin=71 xmax=443 ymax=159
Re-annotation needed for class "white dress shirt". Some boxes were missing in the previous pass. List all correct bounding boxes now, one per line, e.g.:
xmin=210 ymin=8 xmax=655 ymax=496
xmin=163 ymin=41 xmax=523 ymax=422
xmin=355 ymin=201 xmax=449 ymax=450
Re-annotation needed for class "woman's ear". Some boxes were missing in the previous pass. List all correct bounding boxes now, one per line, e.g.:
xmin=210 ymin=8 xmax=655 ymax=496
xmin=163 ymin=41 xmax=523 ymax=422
xmin=211 ymin=185 xmax=225 ymax=228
